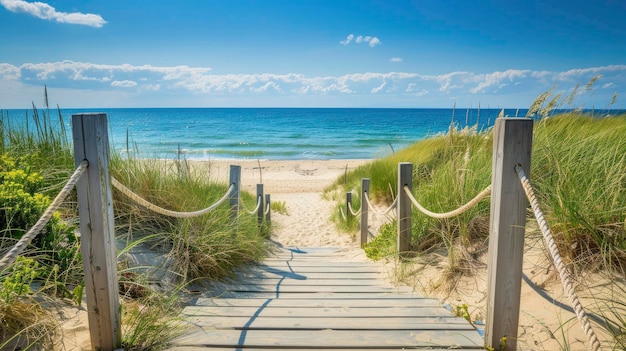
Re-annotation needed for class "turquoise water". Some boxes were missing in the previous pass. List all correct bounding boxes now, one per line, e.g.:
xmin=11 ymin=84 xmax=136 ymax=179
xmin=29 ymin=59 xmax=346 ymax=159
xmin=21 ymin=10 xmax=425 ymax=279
xmin=5 ymin=108 xmax=528 ymax=160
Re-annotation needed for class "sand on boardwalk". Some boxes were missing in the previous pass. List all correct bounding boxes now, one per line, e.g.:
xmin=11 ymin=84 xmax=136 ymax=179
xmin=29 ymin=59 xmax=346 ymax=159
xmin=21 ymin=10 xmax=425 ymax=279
xmin=58 ymin=159 xmax=618 ymax=350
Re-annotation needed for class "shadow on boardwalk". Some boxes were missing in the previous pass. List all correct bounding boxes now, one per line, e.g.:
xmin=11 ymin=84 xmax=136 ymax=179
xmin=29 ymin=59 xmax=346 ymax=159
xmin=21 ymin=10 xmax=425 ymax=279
xmin=171 ymin=246 xmax=483 ymax=350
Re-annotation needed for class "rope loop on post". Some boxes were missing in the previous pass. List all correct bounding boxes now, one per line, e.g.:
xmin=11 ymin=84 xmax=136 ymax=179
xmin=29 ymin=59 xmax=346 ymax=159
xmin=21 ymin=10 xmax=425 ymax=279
xmin=111 ymin=177 xmax=234 ymax=218
xmin=348 ymin=201 xmax=361 ymax=216
xmin=515 ymin=165 xmax=601 ymax=351
xmin=402 ymin=185 xmax=491 ymax=219
xmin=0 ymin=160 xmax=89 ymax=270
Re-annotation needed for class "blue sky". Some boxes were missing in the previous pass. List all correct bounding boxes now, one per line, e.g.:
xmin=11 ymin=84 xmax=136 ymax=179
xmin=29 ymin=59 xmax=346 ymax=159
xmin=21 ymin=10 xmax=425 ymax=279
xmin=1 ymin=0 xmax=625 ymax=108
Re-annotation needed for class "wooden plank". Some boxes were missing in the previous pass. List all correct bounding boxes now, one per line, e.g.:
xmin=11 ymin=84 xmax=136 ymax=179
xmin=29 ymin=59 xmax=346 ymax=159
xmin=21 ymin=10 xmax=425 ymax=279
xmin=170 ymin=347 xmax=485 ymax=351
xmin=204 ymin=291 xmax=427 ymax=299
xmin=247 ymin=265 xmax=384 ymax=273
xmin=219 ymin=285 xmax=397 ymax=293
xmin=195 ymin=297 xmax=440 ymax=308
xmin=185 ymin=316 xmax=474 ymax=330
xmin=235 ymin=271 xmax=383 ymax=279
xmin=486 ymin=117 xmax=533 ymax=351
xmin=182 ymin=306 xmax=456 ymax=318
xmin=174 ymin=329 xmax=483 ymax=348
xmin=259 ymin=259 xmax=381 ymax=266
xmin=230 ymin=278 xmax=386 ymax=286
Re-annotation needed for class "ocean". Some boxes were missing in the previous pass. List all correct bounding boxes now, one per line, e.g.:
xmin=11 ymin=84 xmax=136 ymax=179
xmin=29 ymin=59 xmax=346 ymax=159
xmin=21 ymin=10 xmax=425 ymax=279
xmin=5 ymin=108 xmax=528 ymax=160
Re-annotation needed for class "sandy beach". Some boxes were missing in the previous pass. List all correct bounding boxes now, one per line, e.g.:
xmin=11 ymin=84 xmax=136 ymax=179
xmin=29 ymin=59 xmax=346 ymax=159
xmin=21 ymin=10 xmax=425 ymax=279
xmin=58 ymin=158 xmax=614 ymax=350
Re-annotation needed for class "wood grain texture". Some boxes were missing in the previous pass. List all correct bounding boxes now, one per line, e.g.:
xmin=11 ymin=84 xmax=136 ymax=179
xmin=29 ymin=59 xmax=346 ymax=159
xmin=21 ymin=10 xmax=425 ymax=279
xmin=174 ymin=246 xmax=483 ymax=349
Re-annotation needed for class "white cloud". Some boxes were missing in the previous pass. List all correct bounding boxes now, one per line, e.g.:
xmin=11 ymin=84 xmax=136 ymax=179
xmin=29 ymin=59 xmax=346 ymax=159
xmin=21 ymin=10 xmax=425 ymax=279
xmin=0 ymin=0 xmax=107 ymax=27
xmin=111 ymin=80 xmax=138 ymax=88
xmin=368 ymin=37 xmax=381 ymax=47
xmin=340 ymin=34 xmax=382 ymax=47
xmin=340 ymin=34 xmax=354 ymax=45
xmin=371 ymin=82 xmax=386 ymax=94
xmin=0 ymin=0 xmax=107 ymax=28
xmin=390 ymin=57 xmax=403 ymax=63
xmin=469 ymin=69 xmax=530 ymax=93
xmin=2 ymin=60 xmax=625 ymax=108
xmin=0 ymin=63 xmax=21 ymax=79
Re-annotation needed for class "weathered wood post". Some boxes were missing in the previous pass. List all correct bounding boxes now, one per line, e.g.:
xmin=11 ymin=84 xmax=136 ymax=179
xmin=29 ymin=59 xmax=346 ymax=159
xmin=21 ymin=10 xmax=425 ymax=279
xmin=346 ymin=192 xmax=353 ymax=223
xmin=397 ymin=162 xmax=413 ymax=257
xmin=265 ymin=194 xmax=271 ymax=225
xmin=485 ymin=118 xmax=533 ymax=351
xmin=256 ymin=184 xmax=265 ymax=226
xmin=72 ymin=113 xmax=121 ymax=351
xmin=360 ymin=178 xmax=370 ymax=247
xmin=229 ymin=165 xmax=241 ymax=219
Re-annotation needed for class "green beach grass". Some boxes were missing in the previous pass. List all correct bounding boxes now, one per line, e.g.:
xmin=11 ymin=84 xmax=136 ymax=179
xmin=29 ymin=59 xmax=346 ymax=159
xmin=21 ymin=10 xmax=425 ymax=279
xmin=325 ymin=97 xmax=626 ymax=347
xmin=0 ymin=98 xmax=270 ymax=350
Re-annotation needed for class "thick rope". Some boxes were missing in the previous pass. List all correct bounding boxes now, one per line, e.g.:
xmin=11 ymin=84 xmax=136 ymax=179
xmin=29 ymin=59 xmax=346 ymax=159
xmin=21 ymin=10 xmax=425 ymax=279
xmin=348 ymin=201 xmax=361 ymax=216
xmin=241 ymin=195 xmax=262 ymax=215
xmin=111 ymin=177 xmax=234 ymax=218
xmin=339 ymin=206 xmax=347 ymax=221
xmin=264 ymin=201 xmax=271 ymax=216
xmin=515 ymin=165 xmax=602 ymax=351
xmin=363 ymin=192 xmax=397 ymax=216
xmin=403 ymin=185 xmax=491 ymax=219
xmin=0 ymin=161 xmax=89 ymax=270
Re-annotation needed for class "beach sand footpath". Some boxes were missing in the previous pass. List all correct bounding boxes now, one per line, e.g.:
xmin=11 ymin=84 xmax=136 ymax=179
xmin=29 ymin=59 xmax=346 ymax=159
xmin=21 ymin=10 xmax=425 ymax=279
xmin=199 ymin=159 xmax=370 ymax=247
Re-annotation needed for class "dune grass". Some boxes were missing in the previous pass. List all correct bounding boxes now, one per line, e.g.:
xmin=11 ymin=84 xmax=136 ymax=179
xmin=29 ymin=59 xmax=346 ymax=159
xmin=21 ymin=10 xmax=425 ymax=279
xmin=326 ymin=104 xmax=626 ymax=348
xmin=1 ymin=97 xmax=269 ymax=349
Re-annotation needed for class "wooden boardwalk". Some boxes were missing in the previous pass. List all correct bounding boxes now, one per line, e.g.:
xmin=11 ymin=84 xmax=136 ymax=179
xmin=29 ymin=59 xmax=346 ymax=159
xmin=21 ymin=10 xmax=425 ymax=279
xmin=171 ymin=247 xmax=483 ymax=350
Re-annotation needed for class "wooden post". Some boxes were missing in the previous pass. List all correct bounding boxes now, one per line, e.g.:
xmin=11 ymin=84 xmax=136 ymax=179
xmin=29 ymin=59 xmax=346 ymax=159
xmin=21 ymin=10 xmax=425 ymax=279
xmin=229 ymin=165 xmax=241 ymax=219
xmin=346 ymin=192 xmax=353 ymax=223
xmin=485 ymin=118 xmax=533 ymax=351
xmin=397 ymin=162 xmax=413 ymax=257
xmin=256 ymin=184 xmax=264 ymax=226
xmin=265 ymin=194 xmax=271 ymax=225
xmin=360 ymin=178 xmax=370 ymax=247
xmin=72 ymin=113 xmax=121 ymax=351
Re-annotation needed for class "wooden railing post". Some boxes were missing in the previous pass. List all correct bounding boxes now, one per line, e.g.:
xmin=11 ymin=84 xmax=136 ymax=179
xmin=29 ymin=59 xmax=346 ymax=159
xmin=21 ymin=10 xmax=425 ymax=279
xmin=346 ymin=192 xmax=353 ymax=223
xmin=360 ymin=178 xmax=370 ymax=247
xmin=229 ymin=165 xmax=241 ymax=219
xmin=485 ymin=118 xmax=533 ymax=351
xmin=397 ymin=162 xmax=413 ymax=257
xmin=265 ymin=194 xmax=271 ymax=225
xmin=72 ymin=113 xmax=121 ymax=351
xmin=256 ymin=184 xmax=264 ymax=226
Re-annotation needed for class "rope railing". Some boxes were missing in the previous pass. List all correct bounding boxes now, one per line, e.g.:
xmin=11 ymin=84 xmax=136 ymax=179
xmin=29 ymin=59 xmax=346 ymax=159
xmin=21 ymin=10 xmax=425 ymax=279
xmin=241 ymin=195 xmax=263 ymax=215
xmin=363 ymin=191 xmax=397 ymax=216
xmin=347 ymin=200 xmax=361 ymax=216
xmin=402 ymin=185 xmax=491 ymax=219
xmin=515 ymin=165 xmax=602 ymax=351
xmin=264 ymin=201 xmax=271 ymax=216
xmin=111 ymin=177 xmax=234 ymax=218
xmin=339 ymin=206 xmax=347 ymax=221
xmin=0 ymin=160 xmax=89 ymax=271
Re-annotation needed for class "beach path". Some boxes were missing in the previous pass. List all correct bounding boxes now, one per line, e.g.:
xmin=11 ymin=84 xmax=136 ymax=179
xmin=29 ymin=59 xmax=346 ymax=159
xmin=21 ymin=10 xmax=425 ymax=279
xmin=170 ymin=246 xmax=483 ymax=350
